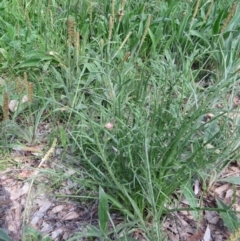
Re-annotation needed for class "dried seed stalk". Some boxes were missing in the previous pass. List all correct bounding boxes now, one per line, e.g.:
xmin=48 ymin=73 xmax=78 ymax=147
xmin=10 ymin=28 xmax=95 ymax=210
xmin=221 ymin=2 xmax=237 ymax=33
xmin=74 ymin=30 xmax=80 ymax=54
xmin=17 ymin=77 xmax=23 ymax=94
xmin=108 ymin=15 xmax=113 ymax=42
xmin=24 ymin=72 xmax=28 ymax=94
xmin=3 ymin=92 xmax=9 ymax=120
xmin=67 ymin=17 xmax=74 ymax=47
xmin=25 ymin=10 xmax=31 ymax=29
xmin=140 ymin=14 xmax=151 ymax=46
xmin=123 ymin=51 xmax=131 ymax=62
xmin=111 ymin=0 xmax=115 ymax=23
xmin=190 ymin=0 xmax=201 ymax=26
xmin=118 ymin=0 xmax=126 ymax=21
xmin=28 ymin=82 xmax=33 ymax=103
xmin=204 ymin=0 xmax=214 ymax=23
xmin=112 ymin=31 xmax=132 ymax=59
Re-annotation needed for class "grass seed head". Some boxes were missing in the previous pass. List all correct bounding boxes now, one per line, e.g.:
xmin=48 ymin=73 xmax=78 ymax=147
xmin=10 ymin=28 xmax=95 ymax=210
xmin=221 ymin=2 xmax=237 ymax=33
xmin=111 ymin=0 xmax=115 ymax=23
xmin=28 ymin=82 xmax=33 ymax=103
xmin=108 ymin=15 xmax=114 ymax=42
xmin=67 ymin=17 xmax=74 ymax=47
xmin=141 ymin=14 xmax=151 ymax=45
xmin=17 ymin=77 xmax=23 ymax=94
xmin=190 ymin=0 xmax=201 ymax=26
xmin=3 ymin=92 xmax=9 ymax=120
xmin=74 ymin=30 xmax=80 ymax=54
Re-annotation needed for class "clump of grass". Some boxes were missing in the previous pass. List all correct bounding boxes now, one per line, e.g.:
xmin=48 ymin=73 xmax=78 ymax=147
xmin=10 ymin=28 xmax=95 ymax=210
xmin=1 ymin=0 xmax=240 ymax=240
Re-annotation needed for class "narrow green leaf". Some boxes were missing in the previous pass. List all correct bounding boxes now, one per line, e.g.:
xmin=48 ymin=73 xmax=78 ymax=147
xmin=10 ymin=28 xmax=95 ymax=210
xmin=181 ymin=182 xmax=199 ymax=220
xmin=16 ymin=59 xmax=41 ymax=68
xmin=0 ymin=229 xmax=11 ymax=241
xmin=212 ymin=10 xmax=224 ymax=35
xmin=216 ymin=198 xmax=240 ymax=232
xmin=189 ymin=30 xmax=210 ymax=46
xmin=219 ymin=177 xmax=240 ymax=185
xmin=118 ymin=237 xmax=139 ymax=241
xmin=98 ymin=186 xmax=109 ymax=235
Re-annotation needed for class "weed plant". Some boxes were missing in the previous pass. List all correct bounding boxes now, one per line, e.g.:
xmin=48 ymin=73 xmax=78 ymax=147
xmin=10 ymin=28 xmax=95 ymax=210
xmin=0 ymin=0 xmax=240 ymax=240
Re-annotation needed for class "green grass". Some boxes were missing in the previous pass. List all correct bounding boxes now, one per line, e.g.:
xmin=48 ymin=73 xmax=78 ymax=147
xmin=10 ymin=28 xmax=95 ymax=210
xmin=0 ymin=0 xmax=240 ymax=240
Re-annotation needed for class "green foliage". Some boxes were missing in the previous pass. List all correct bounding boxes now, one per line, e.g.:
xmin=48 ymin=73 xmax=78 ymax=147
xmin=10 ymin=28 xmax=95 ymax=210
xmin=216 ymin=198 xmax=240 ymax=233
xmin=22 ymin=226 xmax=52 ymax=241
xmin=0 ymin=0 xmax=240 ymax=240
xmin=0 ymin=229 xmax=11 ymax=241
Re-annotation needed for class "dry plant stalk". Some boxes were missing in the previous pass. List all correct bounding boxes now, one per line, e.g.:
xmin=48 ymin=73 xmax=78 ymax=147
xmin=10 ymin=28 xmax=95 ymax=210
xmin=25 ymin=10 xmax=31 ymax=29
xmin=118 ymin=0 xmax=126 ymax=21
xmin=119 ymin=31 xmax=132 ymax=50
xmin=74 ymin=30 xmax=80 ymax=53
xmin=24 ymin=72 xmax=28 ymax=94
xmin=111 ymin=0 xmax=115 ymax=23
xmin=24 ymin=138 xmax=57 ymax=224
xmin=67 ymin=17 xmax=74 ymax=47
xmin=112 ymin=31 xmax=132 ymax=59
xmin=17 ymin=77 xmax=23 ymax=94
xmin=190 ymin=0 xmax=201 ymax=26
xmin=221 ymin=2 xmax=237 ymax=33
xmin=121 ymin=0 xmax=126 ymax=11
xmin=28 ymin=82 xmax=33 ymax=103
xmin=3 ymin=92 xmax=9 ymax=120
xmin=108 ymin=15 xmax=114 ymax=42
xmin=123 ymin=51 xmax=131 ymax=62
xmin=74 ymin=31 xmax=80 ymax=58
xmin=204 ymin=0 xmax=214 ymax=23
xmin=140 ymin=14 xmax=151 ymax=46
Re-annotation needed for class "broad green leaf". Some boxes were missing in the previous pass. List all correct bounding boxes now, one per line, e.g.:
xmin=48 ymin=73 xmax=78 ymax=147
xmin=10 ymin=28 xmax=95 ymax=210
xmin=16 ymin=59 xmax=41 ymax=68
xmin=98 ymin=186 xmax=109 ymax=235
xmin=216 ymin=198 xmax=240 ymax=232
xmin=189 ymin=30 xmax=210 ymax=46
xmin=0 ymin=229 xmax=11 ymax=241
xmin=219 ymin=177 xmax=240 ymax=185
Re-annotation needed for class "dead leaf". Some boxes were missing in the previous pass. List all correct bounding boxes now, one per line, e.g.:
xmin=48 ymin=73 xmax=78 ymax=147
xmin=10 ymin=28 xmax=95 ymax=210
xmin=52 ymin=205 xmax=65 ymax=213
xmin=11 ymin=182 xmax=30 ymax=200
xmin=203 ymin=225 xmax=211 ymax=241
xmin=9 ymin=100 xmax=18 ymax=112
xmin=21 ymin=95 xmax=28 ymax=103
xmin=62 ymin=211 xmax=80 ymax=220
xmin=194 ymin=179 xmax=200 ymax=195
